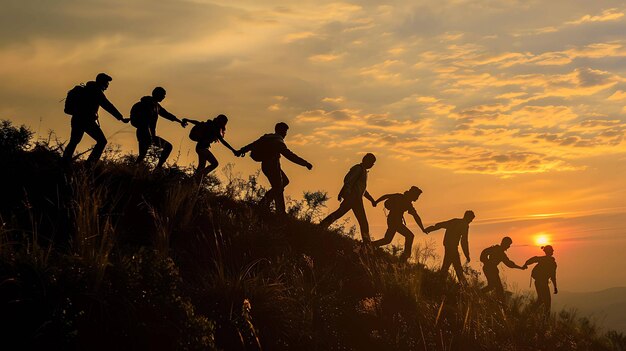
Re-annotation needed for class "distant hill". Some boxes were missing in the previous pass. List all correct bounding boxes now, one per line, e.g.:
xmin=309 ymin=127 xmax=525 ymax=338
xmin=554 ymin=287 xmax=626 ymax=333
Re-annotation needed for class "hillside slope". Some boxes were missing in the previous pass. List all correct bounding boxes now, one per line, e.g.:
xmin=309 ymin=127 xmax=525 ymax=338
xmin=0 ymin=121 xmax=624 ymax=350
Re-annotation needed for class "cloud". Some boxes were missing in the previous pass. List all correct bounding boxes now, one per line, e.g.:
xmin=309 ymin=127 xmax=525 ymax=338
xmin=566 ymin=8 xmax=625 ymax=25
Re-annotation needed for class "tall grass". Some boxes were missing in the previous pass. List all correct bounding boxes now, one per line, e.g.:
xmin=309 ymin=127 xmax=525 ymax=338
xmin=0 ymin=120 xmax=623 ymax=350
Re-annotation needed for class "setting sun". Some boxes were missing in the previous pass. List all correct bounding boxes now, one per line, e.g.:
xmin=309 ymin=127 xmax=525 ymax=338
xmin=534 ymin=233 xmax=551 ymax=246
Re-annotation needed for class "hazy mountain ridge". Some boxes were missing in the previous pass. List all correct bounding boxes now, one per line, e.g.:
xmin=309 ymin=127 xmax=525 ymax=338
xmin=554 ymin=287 xmax=626 ymax=333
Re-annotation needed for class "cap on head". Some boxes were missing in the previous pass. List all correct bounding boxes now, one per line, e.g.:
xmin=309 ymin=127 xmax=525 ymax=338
xmin=407 ymin=186 xmax=422 ymax=196
xmin=464 ymin=210 xmax=475 ymax=220
xmin=501 ymin=236 xmax=513 ymax=247
xmin=275 ymin=122 xmax=289 ymax=134
xmin=362 ymin=153 xmax=376 ymax=164
xmin=542 ymin=245 xmax=554 ymax=254
xmin=95 ymin=73 xmax=113 ymax=83
xmin=214 ymin=114 xmax=228 ymax=126
xmin=152 ymin=86 xmax=166 ymax=97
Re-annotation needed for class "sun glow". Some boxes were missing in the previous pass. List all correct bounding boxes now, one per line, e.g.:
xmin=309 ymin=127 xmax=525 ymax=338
xmin=534 ymin=233 xmax=551 ymax=246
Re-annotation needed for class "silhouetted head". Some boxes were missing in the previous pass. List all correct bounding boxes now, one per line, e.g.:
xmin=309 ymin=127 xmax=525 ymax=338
xmin=275 ymin=122 xmax=289 ymax=138
xmin=542 ymin=245 xmax=554 ymax=256
xmin=500 ymin=236 xmax=513 ymax=250
xmin=152 ymin=87 xmax=166 ymax=102
xmin=95 ymin=73 xmax=112 ymax=91
xmin=463 ymin=210 xmax=475 ymax=223
xmin=362 ymin=153 xmax=376 ymax=169
xmin=405 ymin=186 xmax=422 ymax=201
xmin=213 ymin=114 xmax=228 ymax=129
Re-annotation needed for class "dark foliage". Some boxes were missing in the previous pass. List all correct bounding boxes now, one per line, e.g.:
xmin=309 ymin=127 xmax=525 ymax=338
xmin=0 ymin=119 xmax=621 ymax=350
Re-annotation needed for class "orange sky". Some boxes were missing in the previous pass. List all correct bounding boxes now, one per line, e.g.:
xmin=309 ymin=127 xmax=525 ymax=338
xmin=1 ymin=0 xmax=625 ymax=292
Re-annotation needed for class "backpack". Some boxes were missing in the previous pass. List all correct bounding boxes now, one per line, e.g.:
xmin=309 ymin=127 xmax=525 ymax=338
xmin=64 ymin=84 xmax=86 ymax=115
xmin=531 ymin=256 xmax=556 ymax=280
xmin=249 ymin=135 xmax=273 ymax=162
xmin=129 ymin=99 xmax=153 ymax=128
xmin=383 ymin=194 xmax=406 ymax=212
xmin=480 ymin=246 xmax=495 ymax=264
xmin=189 ymin=120 xmax=219 ymax=143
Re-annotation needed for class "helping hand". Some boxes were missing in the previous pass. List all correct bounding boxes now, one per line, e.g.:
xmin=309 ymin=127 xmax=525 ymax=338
xmin=121 ymin=118 xmax=131 ymax=124
xmin=180 ymin=120 xmax=188 ymax=128
xmin=370 ymin=199 xmax=377 ymax=207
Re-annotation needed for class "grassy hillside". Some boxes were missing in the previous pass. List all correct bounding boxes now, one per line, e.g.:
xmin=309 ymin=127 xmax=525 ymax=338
xmin=1 ymin=120 xmax=625 ymax=350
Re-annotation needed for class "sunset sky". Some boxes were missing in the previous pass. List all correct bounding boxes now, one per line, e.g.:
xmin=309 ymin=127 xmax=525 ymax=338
xmin=1 ymin=0 xmax=625 ymax=292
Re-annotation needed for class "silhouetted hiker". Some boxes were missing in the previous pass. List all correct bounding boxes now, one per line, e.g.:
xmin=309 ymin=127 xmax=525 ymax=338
xmin=130 ymin=87 xmax=187 ymax=168
xmin=480 ymin=237 xmax=526 ymax=299
xmin=183 ymin=114 xmax=239 ymax=178
xmin=237 ymin=122 xmax=313 ymax=215
xmin=62 ymin=73 xmax=129 ymax=166
xmin=371 ymin=186 xmax=426 ymax=261
xmin=319 ymin=153 xmax=377 ymax=242
xmin=524 ymin=245 xmax=558 ymax=314
xmin=425 ymin=210 xmax=475 ymax=284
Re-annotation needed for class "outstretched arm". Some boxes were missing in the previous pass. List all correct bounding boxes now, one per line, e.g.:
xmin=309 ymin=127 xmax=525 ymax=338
xmin=217 ymin=135 xmax=238 ymax=154
xmin=410 ymin=212 xmax=426 ymax=232
xmin=373 ymin=193 xmax=393 ymax=205
xmin=159 ymin=105 xmax=186 ymax=127
xmin=523 ymin=256 xmax=539 ymax=268
xmin=99 ymin=95 xmax=125 ymax=121
xmin=364 ymin=191 xmax=376 ymax=206
xmin=424 ymin=219 xmax=450 ymax=233
xmin=238 ymin=140 xmax=256 ymax=155
xmin=503 ymin=256 xmax=525 ymax=270
xmin=182 ymin=118 xmax=202 ymax=125
xmin=281 ymin=147 xmax=312 ymax=169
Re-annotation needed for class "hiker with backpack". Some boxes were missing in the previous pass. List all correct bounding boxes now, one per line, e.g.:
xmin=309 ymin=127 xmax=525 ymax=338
xmin=480 ymin=237 xmax=526 ymax=299
xmin=237 ymin=122 xmax=313 ymax=215
xmin=319 ymin=153 xmax=377 ymax=243
xmin=523 ymin=245 xmax=558 ymax=313
xmin=130 ymin=87 xmax=187 ymax=168
xmin=424 ymin=210 xmax=475 ymax=284
xmin=371 ymin=186 xmax=427 ymax=261
xmin=62 ymin=73 xmax=129 ymax=167
xmin=183 ymin=114 xmax=239 ymax=177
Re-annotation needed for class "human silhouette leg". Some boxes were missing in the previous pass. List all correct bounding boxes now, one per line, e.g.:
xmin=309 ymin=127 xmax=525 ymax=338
xmin=350 ymin=197 xmax=371 ymax=242
xmin=448 ymin=248 xmax=466 ymax=284
xmin=136 ymin=128 xmax=151 ymax=164
xmin=152 ymin=136 xmax=172 ymax=168
xmin=535 ymin=280 xmax=551 ymax=313
xmin=373 ymin=215 xmax=401 ymax=247
xmin=196 ymin=146 xmax=218 ymax=176
xmin=83 ymin=121 xmax=107 ymax=166
xmin=198 ymin=149 xmax=218 ymax=175
xmin=63 ymin=117 xmax=86 ymax=164
xmin=261 ymin=161 xmax=287 ymax=214
xmin=319 ymin=199 xmax=352 ymax=229
xmin=396 ymin=224 xmax=414 ymax=260
xmin=482 ymin=266 xmax=504 ymax=298
xmin=274 ymin=170 xmax=289 ymax=214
